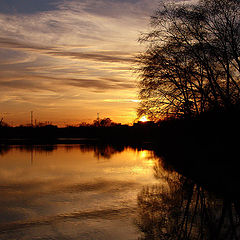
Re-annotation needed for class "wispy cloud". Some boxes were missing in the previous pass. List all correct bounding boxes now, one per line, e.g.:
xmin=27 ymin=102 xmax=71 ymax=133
xmin=47 ymin=50 xmax=134 ymax=63
xmin=66 ymin=78 xmax=135 ymax=91
xmin=0 ymin=0 xmax=159 ymax=125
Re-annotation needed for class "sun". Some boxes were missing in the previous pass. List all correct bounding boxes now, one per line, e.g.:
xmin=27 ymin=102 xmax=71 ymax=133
xmin=139 ymin=116 xmax=149 ymax=122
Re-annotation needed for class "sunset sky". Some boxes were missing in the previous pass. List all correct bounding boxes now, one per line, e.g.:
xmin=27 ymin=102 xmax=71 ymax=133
xmin=0 ymin=0 xmax=159 ymax=126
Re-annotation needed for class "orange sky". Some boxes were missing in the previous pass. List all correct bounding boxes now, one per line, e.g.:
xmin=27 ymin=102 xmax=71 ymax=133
xmin=0 ymin=0 xmax=159 ymax=126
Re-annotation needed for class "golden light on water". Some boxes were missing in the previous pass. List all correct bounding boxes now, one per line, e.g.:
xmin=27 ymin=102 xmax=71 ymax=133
xmin=139 ymin=150 xmax=148 ymax=159
xmin=0 ymin=145 xmax=160 ymax=239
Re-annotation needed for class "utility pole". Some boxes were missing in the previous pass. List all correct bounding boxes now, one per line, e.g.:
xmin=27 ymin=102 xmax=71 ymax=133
xmin=97 ymin=113 xmax=100 ymax=124
xmin=30 ymin=111 xmax=33 ymax=126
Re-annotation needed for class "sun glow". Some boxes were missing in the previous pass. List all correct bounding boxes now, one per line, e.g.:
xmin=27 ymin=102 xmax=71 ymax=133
xmin=139 ymin=150 xmax=148 ymax=159
xmin=139 ymin=116 xmax=149 ymax=122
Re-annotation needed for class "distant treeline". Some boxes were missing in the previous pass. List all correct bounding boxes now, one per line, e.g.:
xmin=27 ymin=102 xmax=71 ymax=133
xmin=1 ymin=109 xmax=240 ymax=147
xmin=0 ymin=123 xmax=158 ymax=144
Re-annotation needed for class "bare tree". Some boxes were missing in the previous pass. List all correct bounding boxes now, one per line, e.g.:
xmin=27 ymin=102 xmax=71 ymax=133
xmin=137 ymin=0 xmax=240 ymax=120
xmin=93 ymin=117 xmax=116 ymax=127
xmin=136 ymin=159 xmax=240 ymax=240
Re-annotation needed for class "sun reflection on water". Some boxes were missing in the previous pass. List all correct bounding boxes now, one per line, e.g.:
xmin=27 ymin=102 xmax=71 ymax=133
xmin=0 ymin=145 xmax=161 ymax=240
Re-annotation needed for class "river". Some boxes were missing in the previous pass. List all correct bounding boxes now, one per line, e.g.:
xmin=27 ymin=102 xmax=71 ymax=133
xmin=0 ymin=144 xmax=159 ymax=240
xmin=1 ymin=143 xmax=240 ymax=240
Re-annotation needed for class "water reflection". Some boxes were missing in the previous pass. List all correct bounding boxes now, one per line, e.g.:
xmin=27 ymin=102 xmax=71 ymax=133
xmin=2 ymin=143 xmax=239 ymax=239
xmin=0 ymin=145 xmax=11 ymax=156
xmin=0 ymin=144 xmax=125 ymax=159
xmin=137 ymin=158 xmax=240 ymax=240
xmin=0 ymin=144 xmax=158 ymax=240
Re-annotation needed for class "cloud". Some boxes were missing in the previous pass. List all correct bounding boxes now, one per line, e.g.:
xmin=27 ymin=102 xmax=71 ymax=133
xmin=59 ymin=0 xmax=160 ymax=19
xmin=47 ymin=50 xmax=134 ymax=63
xmin=66 ymin=78 xmax=135 ymax=91
xmin=103 ymin=98 xmax=140 ymax=103
xmin=0 ymin=79 xmax=54 ymax=92
xmin=0 ymin=0 xmax=159 ymax=124
xmin=0 ymin=36 xmax=134 ymax=64
xmin=0 ymin=37 xmax=54 ymax=51
xmin=0 ymin=0 xmax=60 ymax=14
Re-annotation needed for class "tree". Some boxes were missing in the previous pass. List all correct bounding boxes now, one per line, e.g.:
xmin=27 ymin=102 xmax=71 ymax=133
xmin=137 ymin=170 xmax=240 ymax=240
xmin=93 ymin=117 xmax=117 ymax=127
xmin=137 ymin=0 xmax=240 ymax=120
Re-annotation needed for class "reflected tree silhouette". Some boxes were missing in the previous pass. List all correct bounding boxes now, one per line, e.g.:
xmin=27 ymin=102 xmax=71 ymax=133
xmin=136 ymin=159 xmax=240 ymax=240
xmin=93 ymin=144 xmax=125 ymax=159
xmin=18 ymin=145 xmax=57 ymax=154
xmin=0 ymin=145 xmax=11 ymax=156
xmin=0 ymin=144 xmax=126 ymax=159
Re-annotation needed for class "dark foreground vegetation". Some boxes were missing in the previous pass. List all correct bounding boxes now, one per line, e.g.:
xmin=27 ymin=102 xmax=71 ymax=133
xmin=137 ymin=155 xmax=240 ymax=240
xmin=137 ymin=0 xmax=240 ymax=121
xmin=1 ymin=107 xmax=239 ymax=147
xmin=0 ymin=122 xmax=156 ymax=144
xmin=132 ymin=1 xmax=240 ymax=236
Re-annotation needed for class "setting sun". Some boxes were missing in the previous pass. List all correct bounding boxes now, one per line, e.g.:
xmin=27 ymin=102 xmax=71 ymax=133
xmin=139 ymin=116 xmax=149 ymax=122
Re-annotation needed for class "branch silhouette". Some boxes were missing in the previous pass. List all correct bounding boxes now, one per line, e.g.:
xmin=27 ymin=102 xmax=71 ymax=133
xmin=137 ymin=0 xmax=240 ymax=120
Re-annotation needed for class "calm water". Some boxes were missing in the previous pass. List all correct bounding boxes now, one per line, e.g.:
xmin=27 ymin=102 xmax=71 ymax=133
xmin=0 ymin=144 xmax=159 ymax=240
xmin=1 ymin=144 xmax=240 ymax=240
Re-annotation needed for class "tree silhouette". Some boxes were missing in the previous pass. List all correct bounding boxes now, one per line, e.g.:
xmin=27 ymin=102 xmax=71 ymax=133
xmin=137 ymin=0 xmax=240 ymax=120
xmin=136 ymin=160 xmax=240 ymax=240
xmin=93 ymin=117 xmax=118 ymax=127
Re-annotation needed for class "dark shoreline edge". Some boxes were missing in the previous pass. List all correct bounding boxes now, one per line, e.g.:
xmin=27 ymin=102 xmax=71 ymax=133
xmin=1 ymin=111 xmax=240 ymax=199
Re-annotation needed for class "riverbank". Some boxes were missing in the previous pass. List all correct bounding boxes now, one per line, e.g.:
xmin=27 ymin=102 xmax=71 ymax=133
xmin=1 ymin=109 xmax=240 ymax=146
